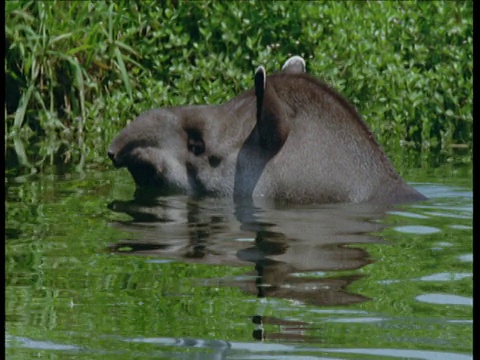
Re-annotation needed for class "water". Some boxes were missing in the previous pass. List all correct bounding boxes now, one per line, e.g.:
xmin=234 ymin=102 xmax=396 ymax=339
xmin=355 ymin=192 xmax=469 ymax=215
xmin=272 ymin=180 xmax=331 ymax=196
xmin=5 ymin=159 xmax=472 ymax=359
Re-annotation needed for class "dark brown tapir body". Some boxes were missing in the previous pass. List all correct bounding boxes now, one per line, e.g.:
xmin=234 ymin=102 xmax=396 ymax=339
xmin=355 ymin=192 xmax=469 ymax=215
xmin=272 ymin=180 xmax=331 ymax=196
xmin=108 ymin=56 xmax=426 ymax=204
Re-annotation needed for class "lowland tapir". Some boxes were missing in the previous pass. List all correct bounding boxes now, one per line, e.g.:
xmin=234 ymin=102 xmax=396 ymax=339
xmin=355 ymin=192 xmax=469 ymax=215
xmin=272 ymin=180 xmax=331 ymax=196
xmin=108 ymin=56 xmax=427 ymax=204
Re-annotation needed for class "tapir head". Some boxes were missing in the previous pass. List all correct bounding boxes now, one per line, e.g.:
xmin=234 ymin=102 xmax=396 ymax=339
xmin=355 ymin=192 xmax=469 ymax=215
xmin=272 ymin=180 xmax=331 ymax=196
xmin=108 ymin=56 xmax=426 ymax=204
xmin=108 ymin=56 xmax=306 ymax=197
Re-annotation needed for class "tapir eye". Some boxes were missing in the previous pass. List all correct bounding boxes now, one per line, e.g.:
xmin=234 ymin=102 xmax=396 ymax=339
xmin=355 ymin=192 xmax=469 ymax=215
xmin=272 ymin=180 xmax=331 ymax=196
xmin=186 ymin=129 xmax=205 ymax=156
xmin=188 ymin=138 xmax=205 ymax=155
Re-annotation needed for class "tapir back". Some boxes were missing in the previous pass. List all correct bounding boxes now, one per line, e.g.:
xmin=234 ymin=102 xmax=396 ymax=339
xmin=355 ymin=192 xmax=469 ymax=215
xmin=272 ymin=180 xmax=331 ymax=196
xmin=232 ymin=72 xmax=425 ymax=204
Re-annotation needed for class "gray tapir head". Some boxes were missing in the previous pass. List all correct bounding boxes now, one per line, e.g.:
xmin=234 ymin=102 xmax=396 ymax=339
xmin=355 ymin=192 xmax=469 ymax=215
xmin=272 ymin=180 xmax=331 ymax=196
xmin=108 ymin=56 xmax=426 ymax=204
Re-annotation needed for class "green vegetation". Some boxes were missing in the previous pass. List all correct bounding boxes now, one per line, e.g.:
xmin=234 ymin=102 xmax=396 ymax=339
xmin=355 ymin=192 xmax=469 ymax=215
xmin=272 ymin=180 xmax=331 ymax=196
xmin=5 ymin=1 xmax=473 ymax=176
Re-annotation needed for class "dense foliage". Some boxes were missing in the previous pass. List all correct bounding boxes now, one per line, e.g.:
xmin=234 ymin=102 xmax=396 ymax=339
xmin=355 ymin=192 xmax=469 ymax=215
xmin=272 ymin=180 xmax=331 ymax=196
xmin=5 ymin=0 xmax=473 ymax=175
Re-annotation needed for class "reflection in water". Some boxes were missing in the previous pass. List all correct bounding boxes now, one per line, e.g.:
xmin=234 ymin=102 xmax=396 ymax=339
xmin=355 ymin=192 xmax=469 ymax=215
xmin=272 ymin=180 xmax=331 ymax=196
xmin=108 ymin=189 xmax=392 ymax=342
xmin=251 ymin=315 xmax=322 ymax=343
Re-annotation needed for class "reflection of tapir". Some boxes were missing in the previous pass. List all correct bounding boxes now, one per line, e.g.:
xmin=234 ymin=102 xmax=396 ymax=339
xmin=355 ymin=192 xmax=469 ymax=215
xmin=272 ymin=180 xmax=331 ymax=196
xmin=108 ymin=56 xmax=426 ymax=204
xmin=108 ymin=197 xmax=384 ymax=307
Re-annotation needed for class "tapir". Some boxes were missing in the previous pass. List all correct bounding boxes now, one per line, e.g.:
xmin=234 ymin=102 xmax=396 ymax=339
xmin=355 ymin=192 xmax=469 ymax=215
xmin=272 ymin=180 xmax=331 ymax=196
xmin=108 ymin=56 xmax=427 ymax=204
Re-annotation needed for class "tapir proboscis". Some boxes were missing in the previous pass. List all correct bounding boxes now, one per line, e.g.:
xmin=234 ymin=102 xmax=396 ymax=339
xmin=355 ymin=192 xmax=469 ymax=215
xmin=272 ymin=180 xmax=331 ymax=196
xmin=108 ymin=56 xmax=427 ymax=204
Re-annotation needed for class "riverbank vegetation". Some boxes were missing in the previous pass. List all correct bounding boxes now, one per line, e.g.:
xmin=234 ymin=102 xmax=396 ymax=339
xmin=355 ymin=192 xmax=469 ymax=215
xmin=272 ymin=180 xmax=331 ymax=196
xmin=5 ymin=1 xmax=472 ymax=177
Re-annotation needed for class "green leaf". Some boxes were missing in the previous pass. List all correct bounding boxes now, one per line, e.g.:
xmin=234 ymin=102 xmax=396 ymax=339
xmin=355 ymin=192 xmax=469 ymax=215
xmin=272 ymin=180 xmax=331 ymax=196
xmin=13 ymin=85 xmax=35 ymax=130
xmin=114 ymin=47 xmax=133 ymax=101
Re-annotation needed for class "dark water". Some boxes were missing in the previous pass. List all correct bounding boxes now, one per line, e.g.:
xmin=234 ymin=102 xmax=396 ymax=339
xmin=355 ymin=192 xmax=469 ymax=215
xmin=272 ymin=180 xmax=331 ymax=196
xmin=5 ymin=159 xmax=472 ymax=359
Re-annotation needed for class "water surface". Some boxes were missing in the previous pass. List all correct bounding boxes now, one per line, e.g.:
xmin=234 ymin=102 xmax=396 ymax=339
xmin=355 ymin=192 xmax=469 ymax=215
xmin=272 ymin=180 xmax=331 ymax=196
xmin=5 ymin=159 xmax=472 ymax=359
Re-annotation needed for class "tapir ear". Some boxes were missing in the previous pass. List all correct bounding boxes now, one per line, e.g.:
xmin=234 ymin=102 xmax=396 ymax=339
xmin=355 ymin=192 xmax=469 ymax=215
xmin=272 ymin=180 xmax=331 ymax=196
xmin=254 ymin=66 xmax=289 ymax=152
xmin=254 ymin=66 xmax=266 ymax=109
xmin=281 ymin=55 xmax=306 ymax=74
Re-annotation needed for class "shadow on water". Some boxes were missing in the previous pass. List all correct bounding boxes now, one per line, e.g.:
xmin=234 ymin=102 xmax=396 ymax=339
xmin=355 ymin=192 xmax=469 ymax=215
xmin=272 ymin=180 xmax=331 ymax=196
xmin=108 ymin=188 xmax=392 ymax=342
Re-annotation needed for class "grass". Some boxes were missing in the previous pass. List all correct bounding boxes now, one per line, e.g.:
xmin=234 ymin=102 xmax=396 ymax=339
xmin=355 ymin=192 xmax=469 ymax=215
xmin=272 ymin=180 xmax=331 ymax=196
xmin=5 ymin=0 xmax=473 ymax=176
